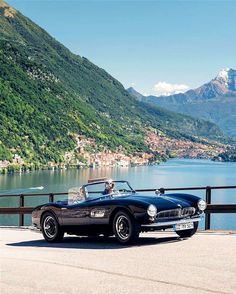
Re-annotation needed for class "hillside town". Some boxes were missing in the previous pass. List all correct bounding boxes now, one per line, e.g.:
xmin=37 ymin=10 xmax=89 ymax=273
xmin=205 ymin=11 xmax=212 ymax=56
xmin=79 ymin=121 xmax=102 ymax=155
xmin=145 ymin=130 xmax=227 ymax=159
xmin=0 ymin=132 xmax=229 ymax=174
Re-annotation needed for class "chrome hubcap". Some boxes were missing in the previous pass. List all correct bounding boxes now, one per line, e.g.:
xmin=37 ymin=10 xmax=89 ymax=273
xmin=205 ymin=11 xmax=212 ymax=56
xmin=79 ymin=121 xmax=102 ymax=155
xmin=43 ymin=216 xmax=57 ymax=238
xmin=115 ymin=215 xmax=130 ymax=240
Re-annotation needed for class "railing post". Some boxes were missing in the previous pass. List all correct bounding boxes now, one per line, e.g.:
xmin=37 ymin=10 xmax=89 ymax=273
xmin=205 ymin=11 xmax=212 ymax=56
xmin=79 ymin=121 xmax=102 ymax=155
xmin=19 ymin=194 xmax=24 ymax=226
xmin=49 ymin=193 xmax=54 ymax=203
xmin=205 ymin=186 xmax=211 ymax=230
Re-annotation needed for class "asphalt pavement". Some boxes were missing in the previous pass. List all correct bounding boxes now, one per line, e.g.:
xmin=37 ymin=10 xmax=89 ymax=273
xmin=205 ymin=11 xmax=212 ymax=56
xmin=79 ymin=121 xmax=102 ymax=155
xmin=0 ymin=228 xmax=235 ymax=294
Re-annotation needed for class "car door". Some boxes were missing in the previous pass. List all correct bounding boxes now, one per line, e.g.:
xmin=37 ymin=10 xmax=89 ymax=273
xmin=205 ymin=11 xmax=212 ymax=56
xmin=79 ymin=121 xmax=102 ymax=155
xmin=61 ymin=184 xmax=110 ymax=226
xmin=60 ymin=202 xmax=91 ymax=226
xmin=60 ymin=186 xmax=91 ymax=226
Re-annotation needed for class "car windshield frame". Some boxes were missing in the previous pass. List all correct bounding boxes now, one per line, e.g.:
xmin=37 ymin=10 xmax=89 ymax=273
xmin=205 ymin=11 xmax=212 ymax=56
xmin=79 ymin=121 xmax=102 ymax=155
xmin=82 ymin=180 xmax=135 ymax=199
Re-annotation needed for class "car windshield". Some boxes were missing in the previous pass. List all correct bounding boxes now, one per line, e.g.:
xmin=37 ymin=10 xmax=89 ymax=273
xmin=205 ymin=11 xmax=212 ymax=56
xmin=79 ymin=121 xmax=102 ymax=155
xmin=68 ymin=181 xmax=134 ymax=204
xmin=68 ymin=186 xmax=86 ymax=205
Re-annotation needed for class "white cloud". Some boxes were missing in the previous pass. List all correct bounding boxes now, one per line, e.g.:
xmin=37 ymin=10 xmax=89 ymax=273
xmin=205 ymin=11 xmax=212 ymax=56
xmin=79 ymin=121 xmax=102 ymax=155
xmin=153 ymin=81 xmax=189 ymax=96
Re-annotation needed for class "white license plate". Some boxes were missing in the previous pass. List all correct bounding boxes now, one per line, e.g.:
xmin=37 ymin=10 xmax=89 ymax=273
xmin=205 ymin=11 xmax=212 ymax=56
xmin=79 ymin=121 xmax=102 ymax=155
xmin=174 ymin=222 xmax=194 ymax=231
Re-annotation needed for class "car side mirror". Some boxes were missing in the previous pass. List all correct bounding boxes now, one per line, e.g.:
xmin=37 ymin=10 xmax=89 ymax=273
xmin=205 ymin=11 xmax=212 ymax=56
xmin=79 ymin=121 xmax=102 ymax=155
xmin=155 ymin=188 xmax=165 ymax=195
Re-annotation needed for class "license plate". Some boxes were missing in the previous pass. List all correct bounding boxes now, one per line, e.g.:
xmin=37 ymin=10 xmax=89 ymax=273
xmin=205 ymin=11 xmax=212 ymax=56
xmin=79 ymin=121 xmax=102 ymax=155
xmin=174 ymin=222 xmax=194 ymax=231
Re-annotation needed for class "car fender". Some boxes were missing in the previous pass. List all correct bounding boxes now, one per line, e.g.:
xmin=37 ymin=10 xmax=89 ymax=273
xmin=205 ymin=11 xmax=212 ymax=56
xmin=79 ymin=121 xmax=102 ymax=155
xmin=39 ymin=206 xmax=62 ymax=228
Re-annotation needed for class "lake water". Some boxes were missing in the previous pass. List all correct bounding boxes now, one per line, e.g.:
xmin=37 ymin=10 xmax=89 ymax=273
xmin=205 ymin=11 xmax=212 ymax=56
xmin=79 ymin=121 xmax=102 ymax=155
xmin=0 ymin=159 xmax=235 ymax=229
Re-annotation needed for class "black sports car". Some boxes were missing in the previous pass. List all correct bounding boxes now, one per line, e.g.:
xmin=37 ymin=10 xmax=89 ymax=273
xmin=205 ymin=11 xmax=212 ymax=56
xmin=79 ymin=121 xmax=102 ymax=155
xmin=32 ymin=178 xmax=207 ymax=244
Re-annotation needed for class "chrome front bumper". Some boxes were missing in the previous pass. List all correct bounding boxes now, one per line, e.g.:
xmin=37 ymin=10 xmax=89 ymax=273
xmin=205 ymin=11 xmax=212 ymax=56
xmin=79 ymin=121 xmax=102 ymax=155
xmin=141 ymin=217 xmax=201 ymax=228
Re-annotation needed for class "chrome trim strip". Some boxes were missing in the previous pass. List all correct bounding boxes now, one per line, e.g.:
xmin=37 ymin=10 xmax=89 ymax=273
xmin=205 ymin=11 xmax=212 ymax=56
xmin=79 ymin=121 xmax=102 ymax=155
xmin=141 ymin=217 xmax=201 ymax=228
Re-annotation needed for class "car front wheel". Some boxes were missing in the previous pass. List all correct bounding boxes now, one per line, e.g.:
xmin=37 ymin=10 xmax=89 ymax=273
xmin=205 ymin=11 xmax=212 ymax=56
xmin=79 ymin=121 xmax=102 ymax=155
xmin=176 ymin=221 xmax=198 ymax=238
xmin=113 ymin=211 xmax=140 ymax=245
xmin=42 ymin=212 xmax=64 ymax=242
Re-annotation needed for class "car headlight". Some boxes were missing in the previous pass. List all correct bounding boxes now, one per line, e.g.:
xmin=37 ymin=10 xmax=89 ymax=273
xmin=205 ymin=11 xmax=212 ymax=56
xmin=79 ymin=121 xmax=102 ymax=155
xmin=198 ymin=199 xmax=207 ymax=211
xmin=147 ymin=204 xmax=157 ymax=217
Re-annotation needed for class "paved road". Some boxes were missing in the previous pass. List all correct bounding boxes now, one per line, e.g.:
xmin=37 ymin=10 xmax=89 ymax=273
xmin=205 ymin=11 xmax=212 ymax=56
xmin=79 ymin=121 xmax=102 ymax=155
xmin=0 ymin=228 xmax=235 ymax=294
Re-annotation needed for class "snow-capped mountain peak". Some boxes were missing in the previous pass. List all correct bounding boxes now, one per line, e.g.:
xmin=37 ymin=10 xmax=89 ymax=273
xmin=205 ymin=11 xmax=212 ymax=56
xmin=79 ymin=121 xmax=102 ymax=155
xmin=214 ymin=68 xmax=236 ymax=92
xmin=216 ymin=68 xmax=231 ymax=81
xmin=128 ymin=68 xmax=236 ymax=103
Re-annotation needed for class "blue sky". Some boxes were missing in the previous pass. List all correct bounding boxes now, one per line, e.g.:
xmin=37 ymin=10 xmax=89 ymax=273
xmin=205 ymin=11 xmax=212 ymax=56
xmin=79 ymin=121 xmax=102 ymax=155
xmin=7 ymin=0 xmax=236 ymax=95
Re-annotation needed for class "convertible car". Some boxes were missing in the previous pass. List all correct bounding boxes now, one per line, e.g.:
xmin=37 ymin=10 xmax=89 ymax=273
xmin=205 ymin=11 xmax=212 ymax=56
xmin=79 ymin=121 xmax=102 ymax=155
xmin=32 ymin=178 xmax=207 ymax=244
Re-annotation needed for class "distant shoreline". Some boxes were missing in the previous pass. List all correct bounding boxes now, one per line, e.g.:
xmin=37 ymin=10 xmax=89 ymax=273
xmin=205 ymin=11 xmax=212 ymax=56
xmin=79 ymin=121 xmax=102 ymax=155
xmin=1 ymin=156 xmax=235 ymax=177
xmin=0 ymin=160 xmax=161 ymax=175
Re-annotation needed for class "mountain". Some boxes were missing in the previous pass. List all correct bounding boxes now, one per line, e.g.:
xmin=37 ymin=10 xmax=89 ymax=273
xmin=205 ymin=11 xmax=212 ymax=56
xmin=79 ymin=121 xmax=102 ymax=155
xmin=126 ymin=87 xmax=144 ymax=101
xmin=194 ymin=68 xmax=236 ymax=98
xmin=0 ymin=1 xmax=227 ymax=168
xmin=150 ymin=68 xmax=236 ymax=103
xmin=129 ymin=69 xmax=236 ymax=138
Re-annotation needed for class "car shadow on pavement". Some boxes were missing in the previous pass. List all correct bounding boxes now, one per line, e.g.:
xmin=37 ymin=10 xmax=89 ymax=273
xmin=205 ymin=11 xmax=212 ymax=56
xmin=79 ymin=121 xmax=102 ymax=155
xmin=7 ymin=235 xmax=183 ymax=250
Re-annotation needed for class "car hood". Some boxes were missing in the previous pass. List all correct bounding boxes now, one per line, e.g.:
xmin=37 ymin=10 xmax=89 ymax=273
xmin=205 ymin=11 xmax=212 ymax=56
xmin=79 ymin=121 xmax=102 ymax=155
xmin=112 ymin=193 xmax=194 ymax=211
xmin=135 ymin=194 xmax=191 ymax=210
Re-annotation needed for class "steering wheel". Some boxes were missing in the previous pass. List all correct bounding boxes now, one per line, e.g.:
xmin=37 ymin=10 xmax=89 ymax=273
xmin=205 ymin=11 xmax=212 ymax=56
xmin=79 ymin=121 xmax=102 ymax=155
xmin=118 ymin=189 xmax=128 ymax=193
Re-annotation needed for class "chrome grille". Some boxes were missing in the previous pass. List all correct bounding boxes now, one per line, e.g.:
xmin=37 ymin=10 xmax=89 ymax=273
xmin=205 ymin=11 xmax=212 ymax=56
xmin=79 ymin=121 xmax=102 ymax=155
xmin=182 ymin=207 xmax=195 ymax=217
xmin=156 ymin=207 xmax=195 ymax=220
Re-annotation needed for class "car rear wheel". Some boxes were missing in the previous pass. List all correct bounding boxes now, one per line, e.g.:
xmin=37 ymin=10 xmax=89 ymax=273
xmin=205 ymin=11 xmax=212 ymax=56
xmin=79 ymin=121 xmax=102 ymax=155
xmin=113 ymin=211 xmax=140 ymax=245
xmin=176 ymin=221 xmax=198 ymax=238
xmin=42 ymin=212 xmax=64 ymax=242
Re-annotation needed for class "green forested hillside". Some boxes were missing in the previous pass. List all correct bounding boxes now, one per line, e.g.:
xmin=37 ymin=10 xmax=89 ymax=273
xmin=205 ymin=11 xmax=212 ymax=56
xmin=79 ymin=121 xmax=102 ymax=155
xmin=0 ymin=1 xmax=226 ymax=166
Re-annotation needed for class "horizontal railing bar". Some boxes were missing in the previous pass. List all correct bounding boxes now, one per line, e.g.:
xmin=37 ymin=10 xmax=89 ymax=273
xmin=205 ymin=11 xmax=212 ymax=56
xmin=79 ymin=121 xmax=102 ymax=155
xmin=203 ymin=186 xmax=236 ymax=190
xmin=0 ymin=185 xmax=235 ymax=198
xmin=0 ymin=207 xmax=34 ymax=214
xmin=135 ymin=188 xmax=204 ymax=192
xmin=136 ymin=186 xmax=236 ymax=192
xmin=0 ymin=192 xmax=68 ymax=198
xmin=206 ymin=204 xmax=236 ymax=213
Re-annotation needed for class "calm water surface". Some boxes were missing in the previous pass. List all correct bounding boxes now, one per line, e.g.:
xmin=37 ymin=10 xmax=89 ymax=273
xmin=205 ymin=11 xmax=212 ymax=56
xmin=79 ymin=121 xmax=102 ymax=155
xmin=0 ymin=159 xmax=235 ymax=229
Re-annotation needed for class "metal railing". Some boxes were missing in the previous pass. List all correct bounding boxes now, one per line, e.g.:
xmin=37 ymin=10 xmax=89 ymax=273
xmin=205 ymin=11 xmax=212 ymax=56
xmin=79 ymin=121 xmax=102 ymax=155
xmin=0 ymin=185 xmax=235 ymax=230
